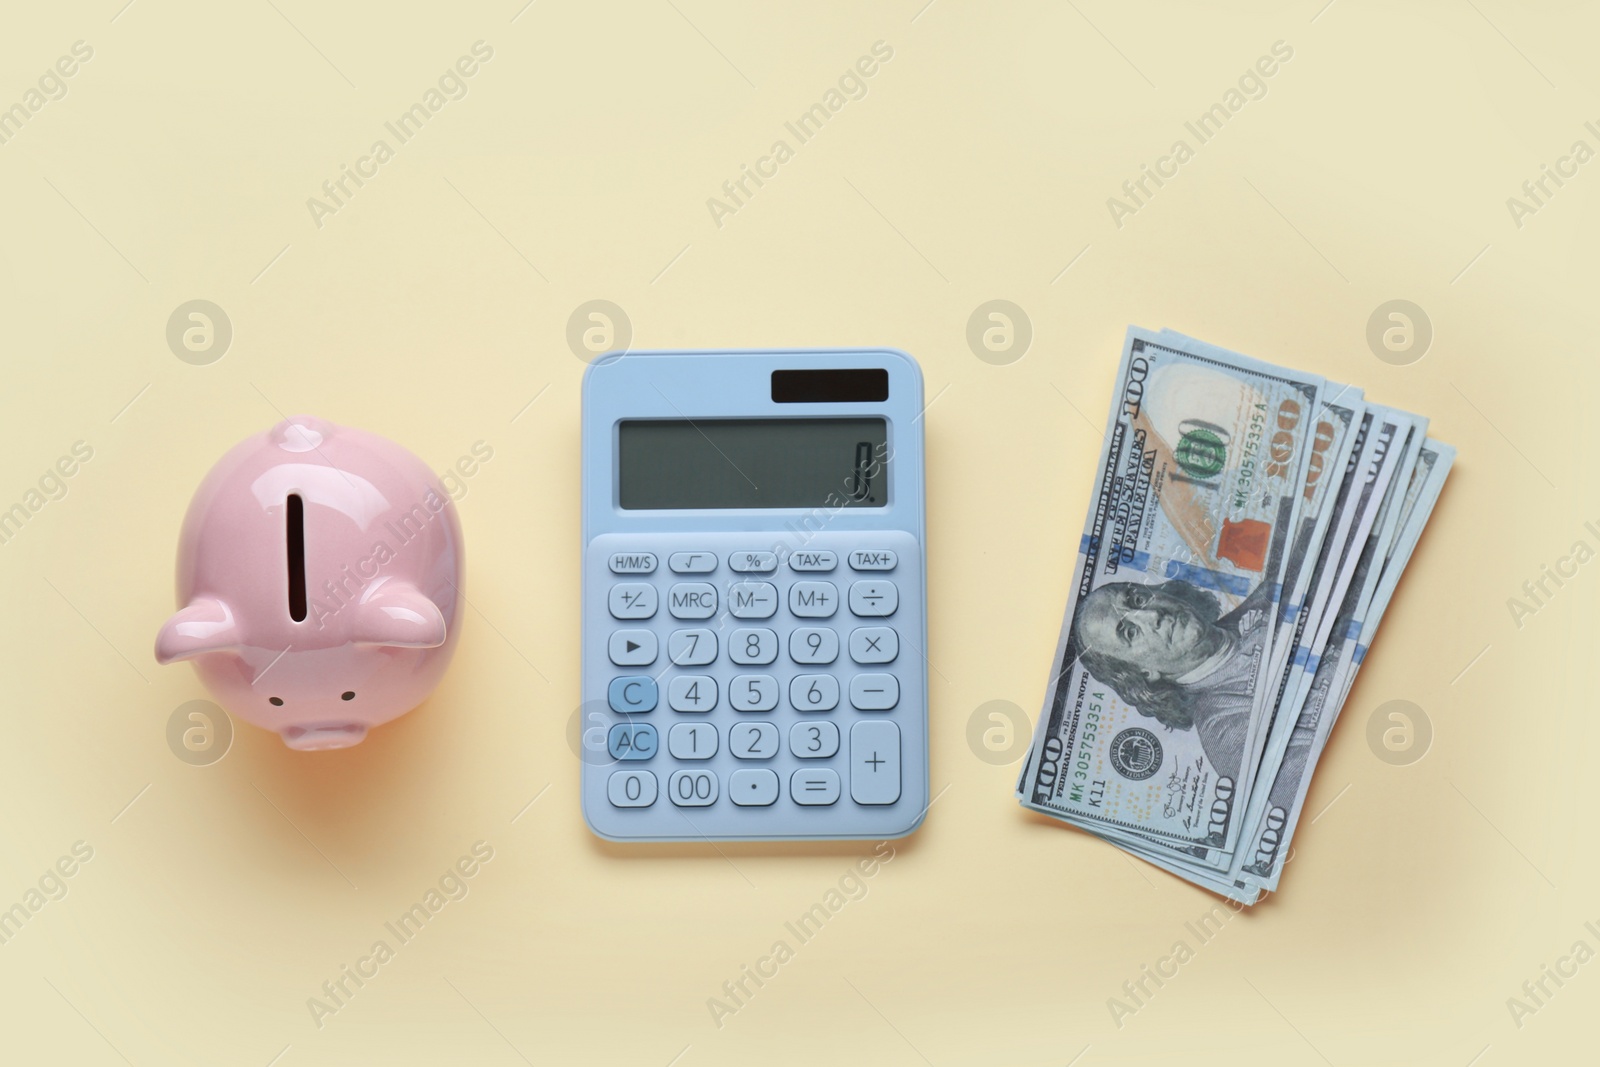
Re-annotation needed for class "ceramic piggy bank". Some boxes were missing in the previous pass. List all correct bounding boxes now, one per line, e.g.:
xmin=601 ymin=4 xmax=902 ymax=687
xmin=156 ymin=416 xmax=464 ymax=750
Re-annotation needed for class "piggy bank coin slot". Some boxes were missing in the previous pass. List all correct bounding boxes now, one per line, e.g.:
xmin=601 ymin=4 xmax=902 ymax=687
xmin=286 ymin=493 xmax=307 ymax=622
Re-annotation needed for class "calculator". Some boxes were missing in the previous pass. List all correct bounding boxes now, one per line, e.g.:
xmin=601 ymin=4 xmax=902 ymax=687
xmin=579 ymin=349 xmax=929 ymax=841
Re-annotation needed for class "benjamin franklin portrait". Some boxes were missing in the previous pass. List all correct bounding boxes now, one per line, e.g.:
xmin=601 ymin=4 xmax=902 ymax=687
xmin=1073 ymin=577 xmax=1274 ymax=782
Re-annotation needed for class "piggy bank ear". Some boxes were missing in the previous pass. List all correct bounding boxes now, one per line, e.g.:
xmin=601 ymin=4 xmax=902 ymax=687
xmin=352 ymin=584 xmax=447 ymax=649
xmin=156 ymin=598 xmax=242 ymax=664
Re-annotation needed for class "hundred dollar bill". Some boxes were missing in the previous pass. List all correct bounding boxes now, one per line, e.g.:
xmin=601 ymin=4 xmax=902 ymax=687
xmin=1019 ymin=327 xmax=1324 ymax=852
xmin=1238 ymin=419 xmax=1431 ymax=889
xmin=1332 ymin=438 xmax=1457 ymax=712
xmin=1106 ymin=383 xmax=1370 ymax=875
xmin=1234 ymin=406 xmax=1415 ymax=839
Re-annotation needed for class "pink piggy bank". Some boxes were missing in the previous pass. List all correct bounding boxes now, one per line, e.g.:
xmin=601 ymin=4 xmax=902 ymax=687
xmin=156 ymin=416 xmax=464 ymax=750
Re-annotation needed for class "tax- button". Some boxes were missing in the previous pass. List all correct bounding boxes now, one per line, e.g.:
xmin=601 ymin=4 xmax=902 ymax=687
xmin=609 ymin=583 xmax=657 ymax=619
xmin=607 ymin=723 xmax=657 ymax=761
xmin=669 ymin=552 xmax=717 ymax=574
xmin=607 ymin=676 xmax=658 ymax=713
xmin=730 ymin=769 xmax=779 ymax=806
xmin=728 ymin=551 xmax=777 ymax=573
xmin=608 ymin=629 xmax=657 ymax=666
xmin=788 ymin=550 xmax=837 ymax=572
xmin=668 ymin=583 xmax=717 ymax=619
xmin=850 ymin=674 xmax=899 ymax=711
xmin=849 ymin=580 xmax=898 ymax=617
xmin=609 ymin=552 xmax=657 ymax=574
xmin=791 ymin=769 xmax=841 ymax=805
xmin=849 ymin=550 xmax=897 ymax=571
xmin=850 ymin=721 xmax=900 ymax=805
xmin=789 ymin=581 xmax=838 ymax=618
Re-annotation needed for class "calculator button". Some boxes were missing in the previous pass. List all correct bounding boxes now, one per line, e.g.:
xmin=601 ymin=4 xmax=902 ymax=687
xmin=788 ymin=581 xmax=838 ymax=618
xmin=609 ymin=552 xmax=657 ymax=574
xmin=668 ymin=769 xmax=718 ymax=807
xmin=608 ymin=583 xmax=657 ymax=619
xmin=788 ymin=550 xmax=837 ymax=572
xmin=667 ymin=583 xmax=717 ymax=619
xmin=789 ymin=720 xmax=840 ymax=759
xmin=849 ymin=580 xmax=898 ymax=617
xmin=789 ymin=627 xmax=839 ymax=665
xmin=849 ymin=550 xmax=897 ymax=571
xmin=728 ymin=551 xmax=777 ymax=573
xmin=608 ymin=630 xmax=657 ymax=666
xmin=667 ymin=675 xmax=718 ymax=713
xmin=729 ymin=721 xmax=779 ymax=760
xmin=729 ymin=675 xmax=778 ymax=712
xmin=729 ymin=628 xmax=778 ymax=665
xmin=607 ymin=723 xmax=657 ymax=761
xmin=728 ymin=581 xmax=778 ymax=618
xmin=850 ymin=721 xmax=900 ymax=804
xmin=850 ymin=674 xmax=899 ymax=711
xmin=668 ymin=629 xmax=717 ymax=666
xmin=607 ymin=770 xmax=658 ymax=807
xmin=668 ymin=551 xmax=717 ymax=574
xmin=791 ymin=769 xmax=841 ymax=805
xmin=730 ymin=769 xmax=779 ymax=806
xmin=668 ymin=722 xmax=718 ymax=760
xmin=789 ymin=674 xmax=840 ymax=712
xmin=849 ymin=627 xmax=899 ymax=664
xmin=607 ymin=676 xmax=658 ymax=714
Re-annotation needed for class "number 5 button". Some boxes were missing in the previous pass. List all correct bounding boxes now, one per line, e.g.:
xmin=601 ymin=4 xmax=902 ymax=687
xmin=730 ymin=675 xmax=778 ymax=711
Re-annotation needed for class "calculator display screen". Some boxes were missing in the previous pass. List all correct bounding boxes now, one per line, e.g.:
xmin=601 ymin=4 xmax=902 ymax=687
xmin=618 ymin=418 xmax=888 ymax=510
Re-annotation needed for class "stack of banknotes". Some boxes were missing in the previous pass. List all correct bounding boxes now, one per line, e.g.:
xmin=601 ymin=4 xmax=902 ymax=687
xmin=1016 ymin=326 xmax=1454 ymax=904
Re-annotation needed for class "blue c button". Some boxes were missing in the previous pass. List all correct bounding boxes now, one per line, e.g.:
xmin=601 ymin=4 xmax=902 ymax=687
xmin=608 ymin=675 xmax=658 ymax=713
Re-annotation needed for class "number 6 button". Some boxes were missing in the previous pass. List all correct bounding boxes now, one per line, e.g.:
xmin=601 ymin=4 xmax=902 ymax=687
xmin=788 ymin=674 xmax=839 ymax=711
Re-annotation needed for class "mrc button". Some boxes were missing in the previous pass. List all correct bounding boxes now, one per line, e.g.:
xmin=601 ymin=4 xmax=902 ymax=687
xmin=609 ymin=552 xmax=657 ymax=574
xmin=848 ymin=550 xmax=896 ymax=571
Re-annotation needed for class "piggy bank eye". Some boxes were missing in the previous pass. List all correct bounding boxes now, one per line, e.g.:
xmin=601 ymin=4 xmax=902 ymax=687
xmin=341 ymin=691 xmax=355 ymax=701
xmin=269 ymin=697 xmax=284 ymax=706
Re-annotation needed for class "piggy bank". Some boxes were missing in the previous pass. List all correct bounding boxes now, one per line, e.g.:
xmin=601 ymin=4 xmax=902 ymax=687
xmin=156 ymin=416 xmax=464 ymax=750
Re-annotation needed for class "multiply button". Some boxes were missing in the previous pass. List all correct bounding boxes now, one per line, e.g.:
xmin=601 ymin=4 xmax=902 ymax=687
xmin=850 ymin=721 xmax=900 ymax=805
xmin=668 ymin=583 xmax=717 ymax=619
xmin=849 ymin=550 xmax=896 ymax=571
xmin=789 ymin=581 xmax=838 ymax=618
xmin=791 ymin=769 xmax=841 ymax=805
xmin=609 ymin=552 xmax=657 ymax=574
xmin=728 ymin=581 xmax=778 ymax=619
xmin=669 ymin=552 xmax=717 ymax=574
xmin=728 ymin=551 xmax=777 ymax=573
xmin=608 ymin=630 xmax=657 ymax=666
xmin=609 ymin=583 xmax=657 ymax=619
xmin=849 ymin=580 xmax=898 ymax=617
xmin=788 ymin=550 xmax=837 ymax=572
xmin=850 ymin=627 xmax=898 ymax=664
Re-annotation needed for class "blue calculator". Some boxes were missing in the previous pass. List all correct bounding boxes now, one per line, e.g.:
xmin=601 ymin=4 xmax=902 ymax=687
xmin=579 ymin=349 xmax=929 ymax=841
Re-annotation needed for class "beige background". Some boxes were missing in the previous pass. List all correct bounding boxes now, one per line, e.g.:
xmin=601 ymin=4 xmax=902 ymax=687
xmin=0 ymin=1 xmax=1593 ymax=1063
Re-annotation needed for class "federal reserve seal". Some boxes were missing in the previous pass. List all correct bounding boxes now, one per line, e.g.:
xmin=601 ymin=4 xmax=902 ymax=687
xmin=1109 ymin=727 xmax=1163 ymax=780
